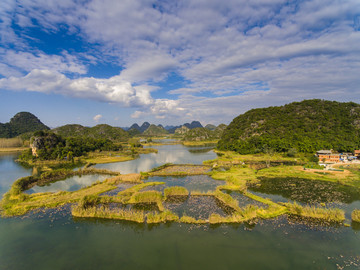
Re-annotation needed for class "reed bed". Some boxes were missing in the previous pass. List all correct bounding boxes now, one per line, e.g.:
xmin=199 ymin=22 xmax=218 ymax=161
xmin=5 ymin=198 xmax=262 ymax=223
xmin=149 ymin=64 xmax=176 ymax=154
xmin=146 ymin=210 xmax=179 ymax=223
xmin=284 ymin=202 xmax=345 ymax=223
xmin=213 ymin=190 xmax=241 ymax=212
xmin=351 ymin=209 xmax=360 ymax=223
xmin=128 ymin=190 xmax=164 ymax=211
xmin=72 ymin=205 xmax=145 ymax=223
xmin=0 ymin=138 xmax=23 ymax=148
xmin=106 ymin=173 xmax=142 ymax=184
xmin=179 ymin=215 xmax=208 ymax=224
xmin=164 ymin=186 xmax=189 ymax=200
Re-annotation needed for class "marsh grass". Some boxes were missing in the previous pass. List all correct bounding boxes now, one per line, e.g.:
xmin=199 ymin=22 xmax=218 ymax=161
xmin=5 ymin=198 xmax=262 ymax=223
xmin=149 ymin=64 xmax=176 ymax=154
xmin=107 ymin=173 xmax=142 ymax=184
xmin=128 ymin=190 xmax=164 ymax=211
xmin=284 ymin=202 xmax=345 ymax=223
xmin=164 ymin=186 xmax=189 ymax=200
xmin=0 ymin=138 xmax=23 ymax=148
xmin=213 ymin=190 xmax=241 ymax=212
xmin=179 ymin=215 xmax=207 ymax=224
xmin=149 ymin=164 xmax=211 ymax=176
xmin=146 ymin=210 xmax=179 ymax=223
xmin=72 ymin=205 xmax=145 ymax=223
xmin=351 ymin=209 xmax=360 ymax=223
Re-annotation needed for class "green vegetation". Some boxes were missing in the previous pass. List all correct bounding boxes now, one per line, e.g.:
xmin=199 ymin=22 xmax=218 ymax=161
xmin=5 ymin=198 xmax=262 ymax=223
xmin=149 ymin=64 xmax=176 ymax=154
xmin=0 ymin=138 xmax=24 ymax=148
xmin=283 ymin=202 xmax=345 ymax=223
xmin=52 ymin=124 xmax=130 ymax=142
xmin=164 ymin=186 xmax=189 ymax=200
xmin=142 ymin=124 xmax=169 ymax=136
xmin=146 ymin=210 xmax=179 ymax=223
xmin=19 ymin=131 xmax=120 ymax=162
xmin=352 ymin=209 xmax=360 ymax=223
xmin=182 ymin=124 xmax=226 ymax=142
xmin=72 ymin=205 xmax=145 ymax=223
xmin=179 ymin=215 xmax=207 ymax=224
xmin=0 ymin=112 xmax=49 ymax=138
xmin=213 ymin=189 xmax=241 ymax=212
xmin=218 ymin=99 xmax=360 ymax=154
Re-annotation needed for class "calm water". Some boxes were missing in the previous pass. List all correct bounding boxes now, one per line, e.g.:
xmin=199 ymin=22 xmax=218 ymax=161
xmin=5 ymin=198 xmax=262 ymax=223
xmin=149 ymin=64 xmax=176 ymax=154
xmin=94 ymin=144 xmax=217 ymax=173
xmin=1 ymin=148 xmax=360 ymax=269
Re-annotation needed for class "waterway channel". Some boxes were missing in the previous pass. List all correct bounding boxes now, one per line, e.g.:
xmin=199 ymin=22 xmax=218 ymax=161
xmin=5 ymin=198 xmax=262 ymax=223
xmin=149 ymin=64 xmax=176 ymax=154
xmin=1 ymin=146 xmax=360 ymax=270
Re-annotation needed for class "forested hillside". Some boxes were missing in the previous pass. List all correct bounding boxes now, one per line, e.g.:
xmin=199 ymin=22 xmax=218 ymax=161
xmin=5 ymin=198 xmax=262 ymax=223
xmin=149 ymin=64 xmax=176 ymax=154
xmin=52 ymin=124 xmax=129 ymax=141
xmin=217 ymin=100 xmax=360 ymax=154
xmin=0 ymin=112 xmax=49 ymax=138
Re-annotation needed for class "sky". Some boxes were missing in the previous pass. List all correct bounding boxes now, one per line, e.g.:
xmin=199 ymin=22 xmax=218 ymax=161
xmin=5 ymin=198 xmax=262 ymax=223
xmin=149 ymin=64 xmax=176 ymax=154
xmin=0 ymin=0 xmax=360 ymax=128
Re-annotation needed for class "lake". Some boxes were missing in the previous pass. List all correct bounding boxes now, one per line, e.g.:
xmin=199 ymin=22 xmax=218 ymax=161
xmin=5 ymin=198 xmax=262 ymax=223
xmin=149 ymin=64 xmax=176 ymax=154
xmin=1 ymin=147 xmax=360 ymax=270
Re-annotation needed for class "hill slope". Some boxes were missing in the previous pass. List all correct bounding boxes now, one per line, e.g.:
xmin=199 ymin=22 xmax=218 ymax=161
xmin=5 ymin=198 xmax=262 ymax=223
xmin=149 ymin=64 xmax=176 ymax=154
xmin=217 ymin=99 xmax=360 ymax=154
xmin=142 ymin=124 xmax=169 ymax=136
xmin=0 ymin=112 xmax=49 ymax=138
xmin=182 ymin=124 xmax=227 ymax=141
xmin=52 ymin=124 xmax=130 ymax=141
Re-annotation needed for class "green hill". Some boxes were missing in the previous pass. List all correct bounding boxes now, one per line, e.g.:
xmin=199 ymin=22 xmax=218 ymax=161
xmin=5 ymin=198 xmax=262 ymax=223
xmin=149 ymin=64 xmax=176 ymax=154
xmin=142 ymin=124 xmax=169 ymax=136
xmin=52 ymin=124 xmax=130 ymax=142
xmin=182 ymin=124 xmax=227 ymax=141
xmin=0 ymin=112 xmax=49 ymax=138
xmin=217 ymin=99 xmax=360 ymax=154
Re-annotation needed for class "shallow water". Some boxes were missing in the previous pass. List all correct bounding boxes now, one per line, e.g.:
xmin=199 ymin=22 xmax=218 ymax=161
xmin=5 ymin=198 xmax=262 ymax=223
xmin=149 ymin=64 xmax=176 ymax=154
xmin=143 ymin=175 xmax=222 ymax=193
xmin=94 ymin=144 xmax=217 ymax=173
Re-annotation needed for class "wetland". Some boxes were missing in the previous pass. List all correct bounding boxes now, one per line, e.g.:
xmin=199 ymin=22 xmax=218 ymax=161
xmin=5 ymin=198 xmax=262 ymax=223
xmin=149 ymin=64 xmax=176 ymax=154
xmin=1 ymin=144 xmax=360 ymax=269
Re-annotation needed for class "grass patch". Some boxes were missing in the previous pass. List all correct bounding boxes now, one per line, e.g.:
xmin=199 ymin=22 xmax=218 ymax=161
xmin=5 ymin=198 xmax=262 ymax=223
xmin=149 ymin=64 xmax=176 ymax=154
xmin=351 ymin=209 xmax=360 ymax=223
xmin=179 ymin=215 xmax=208 ymax=224
xmin=146 ymin=210 xmax=179 ymax=223
xmin=72 ymin=205 xmax=145 ymax=223
xmin=213 ymin=190 xmax=241 ymax=212
xmin=283 ymin=202 xmax=345 ymax=223
xmin=182 ymin=140 xmax=218 ymax=146
xmin=164 ymin=186 xmax=189 ymax=200
xmin=128 ymin=190 xmax=164 ymax=211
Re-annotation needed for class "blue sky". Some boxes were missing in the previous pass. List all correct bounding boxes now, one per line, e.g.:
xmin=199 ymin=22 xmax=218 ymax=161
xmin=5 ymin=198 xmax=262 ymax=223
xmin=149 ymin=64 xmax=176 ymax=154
xmin=0 ymin=0 xmax=360 ymax=128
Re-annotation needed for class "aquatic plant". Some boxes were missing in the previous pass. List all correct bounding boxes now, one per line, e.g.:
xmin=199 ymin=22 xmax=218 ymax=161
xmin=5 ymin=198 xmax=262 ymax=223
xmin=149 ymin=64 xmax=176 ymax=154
xmin=179 ymin=215 xmax=207 ymax=224
xmin=351 ymin=209 xmax=360 ymax=223
xmin=284 ymin=202 xmax=345 ymax=223
xmin=72 ymin=205 xmax=145 ymax=223
xmin=213 ymin=190 xmax=241 ymax=212
xmin=146 ymin=210 xmax=179 ymax=223
xmin=164 ymin=186 xmax=189 ymax=200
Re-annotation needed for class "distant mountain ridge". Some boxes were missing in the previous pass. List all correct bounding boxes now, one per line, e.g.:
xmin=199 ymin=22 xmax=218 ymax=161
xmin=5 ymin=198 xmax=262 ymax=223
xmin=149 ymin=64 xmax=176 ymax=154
xmin=0 ymin=112 xmax=49 ymax=138
xmin=124 ymin=121 xmax=206 ymax=134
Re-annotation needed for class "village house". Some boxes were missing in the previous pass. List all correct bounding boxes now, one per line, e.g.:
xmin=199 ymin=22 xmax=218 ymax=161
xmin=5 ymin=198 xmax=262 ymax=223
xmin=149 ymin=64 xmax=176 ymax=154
xmin=316 ymin=150 xmax=358 ymax=163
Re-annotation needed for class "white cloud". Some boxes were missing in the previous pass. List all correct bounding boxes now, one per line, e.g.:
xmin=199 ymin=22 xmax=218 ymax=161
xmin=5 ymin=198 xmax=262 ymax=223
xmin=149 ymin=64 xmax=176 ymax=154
xmin=93 ymin=114 xmax=102 ymax=123
xmin=1 ymin=0 xmax=360 ymax=124
xmin=0 ymin=69 xmax=153 ymax=107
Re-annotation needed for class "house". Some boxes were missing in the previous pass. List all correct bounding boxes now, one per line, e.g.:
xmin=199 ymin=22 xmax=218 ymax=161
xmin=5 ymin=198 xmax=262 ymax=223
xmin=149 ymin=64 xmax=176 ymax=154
xmin=354 ymin=150 xmax=360 ymax=157
xmin=316 ymin=150 xmax=341 ymax=163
